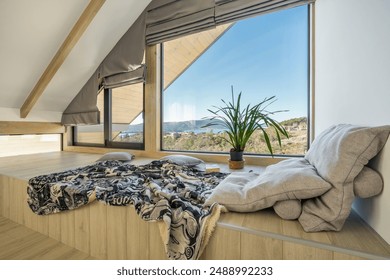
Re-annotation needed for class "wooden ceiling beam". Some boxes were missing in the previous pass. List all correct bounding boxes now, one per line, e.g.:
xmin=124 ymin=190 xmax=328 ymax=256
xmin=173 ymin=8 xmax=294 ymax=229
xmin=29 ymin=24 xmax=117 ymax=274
xmin=20 ymin=0 xmax=106 ymax=118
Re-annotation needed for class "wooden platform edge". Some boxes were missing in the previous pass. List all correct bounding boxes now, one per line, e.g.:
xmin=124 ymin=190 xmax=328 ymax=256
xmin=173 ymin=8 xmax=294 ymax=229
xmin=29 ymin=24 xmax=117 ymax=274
xmin=217 ymin=222 xmax=389 ymax=260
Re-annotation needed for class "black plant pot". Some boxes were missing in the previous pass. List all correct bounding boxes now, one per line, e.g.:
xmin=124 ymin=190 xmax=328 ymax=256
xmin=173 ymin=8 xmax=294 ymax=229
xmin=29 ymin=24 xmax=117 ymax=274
xmin=230 ymin=150 xmax=244 ymax=161
xmin=229 ymin=150 xmax=245 ymax=169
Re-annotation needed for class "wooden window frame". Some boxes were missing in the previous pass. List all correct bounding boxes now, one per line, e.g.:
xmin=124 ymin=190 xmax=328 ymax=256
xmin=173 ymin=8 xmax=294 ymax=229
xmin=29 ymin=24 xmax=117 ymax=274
xmin=72 ymin=86 xmax=145 ymax=150
xmin=159 ymin=4 xmax=313 ymax=157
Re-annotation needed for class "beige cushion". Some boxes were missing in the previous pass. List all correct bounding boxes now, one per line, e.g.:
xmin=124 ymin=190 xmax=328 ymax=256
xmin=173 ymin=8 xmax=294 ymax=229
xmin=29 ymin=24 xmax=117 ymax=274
xmin=299 ymin=124 xmax=390 ymax=232
xmin=354 ymin=166 xmax=383 ymax=198
xmin=96 ymin=152 xmax=134 ymax=162
xmin=273 ymin=199 xmax=302 ymax=220
xmin=205 ymin=158 xmax=331 ymax=212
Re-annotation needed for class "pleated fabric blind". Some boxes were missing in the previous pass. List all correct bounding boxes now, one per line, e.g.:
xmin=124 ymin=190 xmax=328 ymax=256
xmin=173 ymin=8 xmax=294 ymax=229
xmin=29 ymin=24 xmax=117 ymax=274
xmin=62 ymin=0 xmax=314 ymax=125
xmin=145 ymin=0 xmax=215 ymax=45
xmin=145 ymin=0 xmax=314 ymax=45
xmin=61 ymin=69 xmax=102 ymax=125
xmin=215 ymin=0 xmax=315 ymax=24
xmin=61 ymin=11 xmax=147 ymax=125
xmin=103 ymin=65 xmax=146 ymax=89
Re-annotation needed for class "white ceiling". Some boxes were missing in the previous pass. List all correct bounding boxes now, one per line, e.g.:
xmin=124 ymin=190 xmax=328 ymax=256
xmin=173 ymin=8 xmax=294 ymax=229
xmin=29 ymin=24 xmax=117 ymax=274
xmin=0 ymin=0 xmax=151 ymax=122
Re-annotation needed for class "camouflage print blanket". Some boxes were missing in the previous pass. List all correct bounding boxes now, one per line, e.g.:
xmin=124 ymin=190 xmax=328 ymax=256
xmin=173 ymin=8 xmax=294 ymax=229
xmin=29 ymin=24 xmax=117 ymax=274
xmin=27 ymin=160 xmax=228 ymax=260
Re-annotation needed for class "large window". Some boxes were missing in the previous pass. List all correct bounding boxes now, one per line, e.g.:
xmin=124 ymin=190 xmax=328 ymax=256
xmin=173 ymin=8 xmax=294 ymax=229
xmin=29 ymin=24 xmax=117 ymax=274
xmin=161 ymin=5 xmax=309 ymax=156
xmin=74 ymin=82 xmax=144 ymax=149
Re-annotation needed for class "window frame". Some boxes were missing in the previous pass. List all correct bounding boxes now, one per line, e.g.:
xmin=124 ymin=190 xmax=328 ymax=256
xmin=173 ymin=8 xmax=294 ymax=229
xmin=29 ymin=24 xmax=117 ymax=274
xmin=159 ymin=4 xmax=312 ymax=157
xmin=73 ymin=86 xmax=145 ymax=150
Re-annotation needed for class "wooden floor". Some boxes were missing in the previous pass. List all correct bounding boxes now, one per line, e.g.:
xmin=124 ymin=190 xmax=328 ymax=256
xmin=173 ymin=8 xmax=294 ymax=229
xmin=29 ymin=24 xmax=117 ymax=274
xmin=0 ymin=216 xmax=94 ymax=260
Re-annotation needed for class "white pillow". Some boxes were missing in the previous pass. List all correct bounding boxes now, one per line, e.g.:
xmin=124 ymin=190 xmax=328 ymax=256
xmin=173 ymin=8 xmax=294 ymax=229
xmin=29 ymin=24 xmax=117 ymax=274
xmin=160 ymin=155 xmax=206 ymax=171
xmin=96 ymin=152 xmax=134 ymax=162
xmin=205 ymin=158 xmax=332 ymax=212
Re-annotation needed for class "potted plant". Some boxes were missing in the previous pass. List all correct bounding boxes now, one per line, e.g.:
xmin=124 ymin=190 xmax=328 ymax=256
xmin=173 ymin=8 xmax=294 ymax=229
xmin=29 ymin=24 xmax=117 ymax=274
xmin=202 ymin=86 xmax=289 ymax=169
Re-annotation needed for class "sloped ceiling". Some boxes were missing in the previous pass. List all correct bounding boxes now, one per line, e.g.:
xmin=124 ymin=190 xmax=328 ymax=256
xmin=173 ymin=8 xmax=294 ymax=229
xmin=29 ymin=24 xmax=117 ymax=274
xmin=0 ymin=0 xmax=151 ymax=122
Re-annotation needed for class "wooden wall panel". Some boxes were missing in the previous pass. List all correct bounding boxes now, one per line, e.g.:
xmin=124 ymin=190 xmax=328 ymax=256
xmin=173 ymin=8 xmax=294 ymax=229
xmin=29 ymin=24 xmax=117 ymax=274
xmin=144 ymin=45 xmax=160 ymax=153
xmin=36 ymin=214 xmax=50 ymax=236
xmin=60 ymin=210 xmax=75 ymax=248
xmin=6 ymin=177 xmax=28 ymax=226
xmin=23 ymin=192 xmax=38 ymax=232
xmin=48 ymin=214 xmax=62 ymax=241
xmin=74 ymin=205 xmax=90 ymax=253
xmin=89 ymin=201 xmax=107 ymax=258
xmin=147 ymin=221 xmax=167 ymax=260
xmin=106 ymin=205 xmax=127 ymax=259
xmin=126 ymin=206 xmax=149 ymax=259
xmin=240 ymin=233 xmax=283 ymax=259
xmin=201 ymin=226 xmax=241 ymax=259
xmin=283 ymin=241 xmax=333 ymax=260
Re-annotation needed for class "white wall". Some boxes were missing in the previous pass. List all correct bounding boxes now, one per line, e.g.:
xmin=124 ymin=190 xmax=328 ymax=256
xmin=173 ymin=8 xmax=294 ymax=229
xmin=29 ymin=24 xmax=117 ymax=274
xmin=0 ymin=108 xmax=62 ymax=122
xmin=315 ymin=0 xmax=390 ymax=243
xmin=0 ymin=0 xmax=151 ymax=123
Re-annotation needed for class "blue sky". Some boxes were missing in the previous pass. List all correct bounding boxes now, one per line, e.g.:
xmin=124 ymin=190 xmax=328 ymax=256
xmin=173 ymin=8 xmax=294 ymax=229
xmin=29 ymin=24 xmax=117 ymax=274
xmin=163 ymin=5 xmax=309 ymax=123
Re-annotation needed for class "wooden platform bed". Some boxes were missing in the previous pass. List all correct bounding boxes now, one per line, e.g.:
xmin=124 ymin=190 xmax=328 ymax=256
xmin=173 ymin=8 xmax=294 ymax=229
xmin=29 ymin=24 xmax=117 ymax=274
xmin=1 ymin=151 xmax=390 ymax=260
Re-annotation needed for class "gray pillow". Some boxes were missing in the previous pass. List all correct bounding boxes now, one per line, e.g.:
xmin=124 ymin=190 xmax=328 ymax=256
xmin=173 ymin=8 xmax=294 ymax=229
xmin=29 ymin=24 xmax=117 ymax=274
xmin=96 ymin=152 xmax=134 ymax=162
xmin=299 ymin=124 xmax=390 ymax=232
xmin=273 ymin=199 xmax=302 ymax=220
xmin=353 ymin=166 xmax=383 ymax=198
xmin=160 ymin=155 xmax=206 ymax=171
xmin=205 ymin=158 xmax=331 ymax=212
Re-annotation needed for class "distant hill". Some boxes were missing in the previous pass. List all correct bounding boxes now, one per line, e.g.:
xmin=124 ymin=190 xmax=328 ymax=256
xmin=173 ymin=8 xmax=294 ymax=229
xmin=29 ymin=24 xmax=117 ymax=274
xmin=280 ymin=117 xmax=307 ymax=126
xmin=127 ymin=117 xmax=307 ymax=134
xmin=127 ymin=119 xmax=226 ymax=133
xmin=163 ymin=119 xmax=226 ymax=133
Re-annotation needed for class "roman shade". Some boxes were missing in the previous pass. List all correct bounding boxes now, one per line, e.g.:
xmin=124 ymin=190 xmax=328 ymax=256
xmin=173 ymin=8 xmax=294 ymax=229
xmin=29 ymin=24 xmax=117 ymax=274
xmin=145 ymin=0 xmax=215 ymax=45
xmin=62 ymin=11 xmax=147 ymax=125
xmin=215 ymin=0 xmax=315 ymax=24
xmin=62 ymin=0 xmax=314 ymax=125
xmin=145 ymin=0 xmax=314 ymax=45
xmin=103 ymin=65 xmax=146 ymax=89
xmin=61 ymin=69 xmax=102 ymax=125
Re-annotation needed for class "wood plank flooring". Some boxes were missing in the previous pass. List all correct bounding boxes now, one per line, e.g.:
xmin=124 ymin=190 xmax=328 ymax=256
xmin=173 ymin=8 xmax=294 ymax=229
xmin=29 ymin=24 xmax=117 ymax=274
xmin=0 ymin=216 xmax=95 ymax=260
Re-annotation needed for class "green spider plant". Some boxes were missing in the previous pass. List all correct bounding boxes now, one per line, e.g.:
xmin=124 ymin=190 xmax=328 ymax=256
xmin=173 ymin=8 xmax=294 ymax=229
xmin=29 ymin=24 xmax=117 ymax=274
xmin=202 ymin=86 xmax=289 ymax=156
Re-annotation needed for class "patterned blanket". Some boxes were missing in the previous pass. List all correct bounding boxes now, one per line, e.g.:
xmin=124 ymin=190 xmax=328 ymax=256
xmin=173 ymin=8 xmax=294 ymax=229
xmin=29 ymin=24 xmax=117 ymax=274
xmin=27 ymin=160 xmax=228 ymax=260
